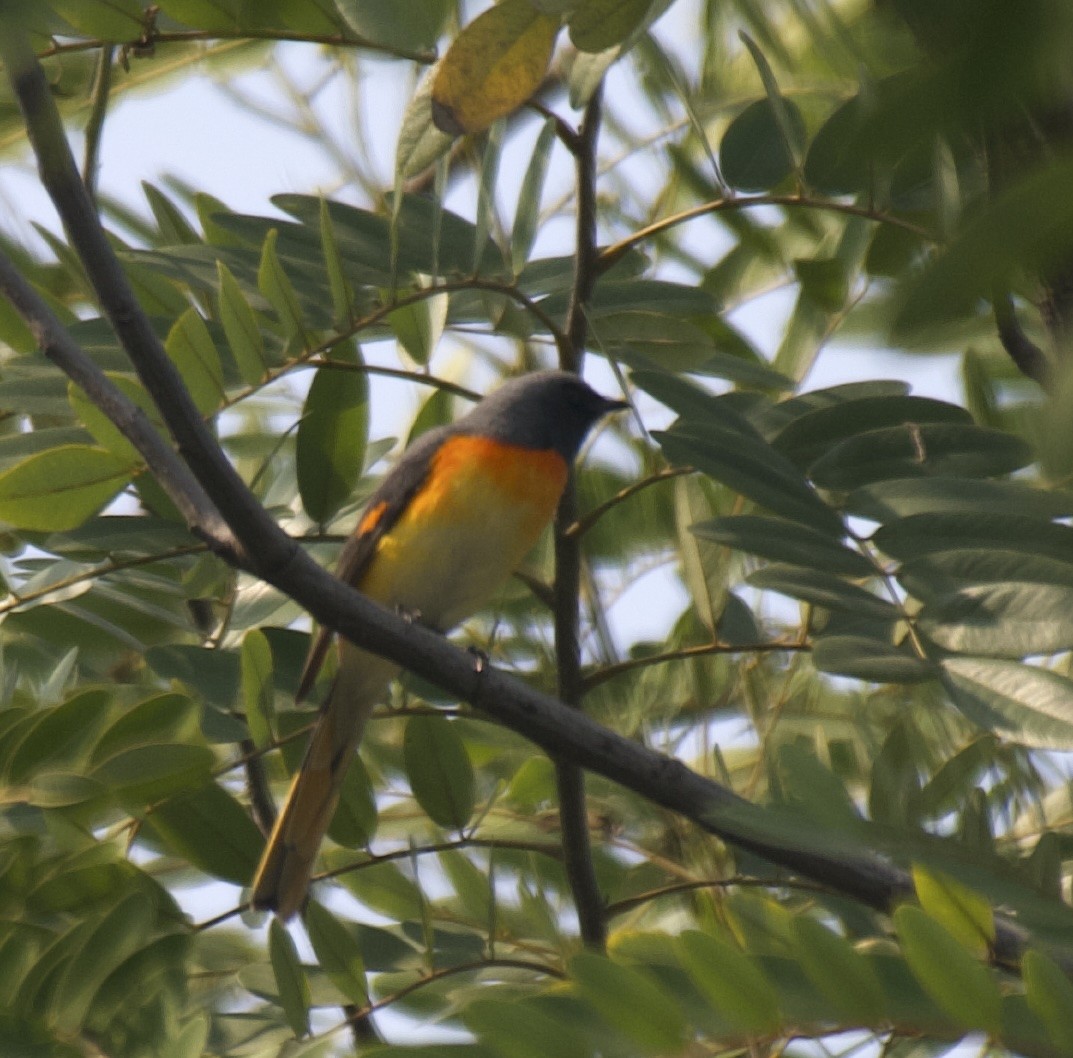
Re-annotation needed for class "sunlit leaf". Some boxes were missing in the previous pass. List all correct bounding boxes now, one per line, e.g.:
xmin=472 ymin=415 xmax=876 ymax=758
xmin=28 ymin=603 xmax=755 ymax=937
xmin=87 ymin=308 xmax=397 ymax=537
xmin=0 ymin=446 xmax=134 ymax=532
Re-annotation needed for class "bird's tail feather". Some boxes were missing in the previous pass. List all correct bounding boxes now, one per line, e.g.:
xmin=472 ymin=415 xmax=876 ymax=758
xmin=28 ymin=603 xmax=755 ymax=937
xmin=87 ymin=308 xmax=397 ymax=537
xmin=250 ymin=646 xmax=397 ymax=919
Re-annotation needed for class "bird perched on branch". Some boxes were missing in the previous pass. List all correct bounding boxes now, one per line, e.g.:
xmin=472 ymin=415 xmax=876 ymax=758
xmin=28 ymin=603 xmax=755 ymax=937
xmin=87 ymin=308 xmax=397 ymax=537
xmin=251 ymin=370 xmax=626 ymax=918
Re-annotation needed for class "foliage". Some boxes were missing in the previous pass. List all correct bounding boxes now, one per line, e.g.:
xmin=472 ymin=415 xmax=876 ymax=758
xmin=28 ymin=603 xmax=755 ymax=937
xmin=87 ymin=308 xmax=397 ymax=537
xmin=1 ymin=2 xmax=1073 ymax=1057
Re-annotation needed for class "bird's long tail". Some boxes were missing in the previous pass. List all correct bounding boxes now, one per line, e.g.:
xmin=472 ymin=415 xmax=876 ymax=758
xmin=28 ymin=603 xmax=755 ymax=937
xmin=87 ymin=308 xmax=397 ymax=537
xmin=250 ymin=646 xmax=397 ymax=919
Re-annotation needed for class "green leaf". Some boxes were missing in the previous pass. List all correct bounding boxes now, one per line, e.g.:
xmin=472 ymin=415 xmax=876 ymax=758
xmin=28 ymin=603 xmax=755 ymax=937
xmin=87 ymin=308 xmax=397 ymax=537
xmin=335 ymin=0 xmax=452 ymax=52
xmin=319 ymin=196 xmax=353 ymax=329
xmin=847 ymin=477 xmax=1073 ymax=522
xmin=465 ymin=997 xmax=590 ymax=1058
xmin=772 ymin=395 xmax=972 ymax=469
xmin=1023 ymin=949 xmax=1073 ymax=1054
xmin=296 ymin=359 xmax=369 ymax=524
xmin=326 ymin=753 xmax=377 ymax=849
xmin=568 ymin=0 xmax=651 ymax=53
xmin=793 ymin=257 xmax=849 ymax=313
xmin=721 ymin=97 xmax=806 ymax=192
xmin=791 ymin=917 xmax=886 ymax=1024
xmin=0 ymin=446 xmax=134 ymax=532
xmin=941 ymin=657 xmax=1073 ymax=750
xmin=92 ymin=692 xmax=199 ymax=764
xmin=216 ymin=260 xmax=266 ymax=386
xmin=676 ymin=930 xmax=780 ymax=1034
xmin=68 ymin=374 xmax=166 ymax=465
xmin=388 ymin=291 xmax=449 ymax=366
xmin=3 ymin=688 xmax=113 ymax=784
xmin=873 ymin=512 xmax=1073 ymax=565
xmin=912 ymin=865 xmax=994 ymax=957
xmin=396 ymin=68 xmax=455 ymax=180
xmin=50 ymin=0 xmax=144 ymax=39
xmin=893 ymin=905 xmax=1000 ymax=1033
xmin=143 ymin=782 xmax=264 ymax=885
xmin=808 ymin=423 xmax=1033 ymax=491
xmin=511 ymin=117 xmax=557 ymax=273
xmin=52 ymin=893 xmax=155 ymax=1033
xmin=570 ymin=951 xmax=688 ymax=1054
xmin=164 ymin=309 xmax=226 ymax=416
xmin=304 ymin=901 xmax=367 ymax=1005
xmin=812 ymin=636 xmax=937 ymax=684
xmin=258 ymin=229 xmax=307 ymax=341
xmin=91 ymin=743 xmax=215 ymax=808
xmin=431 ymin=0 xmax=561 ymax=135
xmin=655 ymin=425 xmax=842 ymax=536
xmin=241 ymin=629 xmax=274 ymax=749
xmin=748 ymin=564 xmax=901 ymax=620
xmin=339 ymin=861 xmax=424 ymax=921
xmin=403 ymin=714 xmax=475 ymax=830
xmin=269 ymin=919 xmax=311 ymax=1038
xmin=895 ymin=155 xmax=1073 ymax=336
xmin=919 ymin=581 xmax=1073 ymax=658
xmin=692 ymin=515 xmax=871 ymax=576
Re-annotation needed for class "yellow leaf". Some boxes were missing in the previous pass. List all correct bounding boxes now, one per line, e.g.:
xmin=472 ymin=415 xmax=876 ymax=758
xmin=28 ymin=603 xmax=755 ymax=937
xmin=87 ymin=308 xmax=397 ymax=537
xmin=432 ymin=0 xmax=561 ymax=135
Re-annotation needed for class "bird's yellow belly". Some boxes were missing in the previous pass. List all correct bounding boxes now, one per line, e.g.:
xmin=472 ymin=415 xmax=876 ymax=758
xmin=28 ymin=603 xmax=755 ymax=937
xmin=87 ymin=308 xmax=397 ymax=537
xmin=356 ymin=436 xmax=567 ymax=630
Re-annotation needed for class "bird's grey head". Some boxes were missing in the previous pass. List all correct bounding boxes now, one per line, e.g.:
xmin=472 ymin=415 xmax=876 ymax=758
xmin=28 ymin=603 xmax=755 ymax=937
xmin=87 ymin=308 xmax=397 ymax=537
xmin=461 ymin=370 xmax=626 ymax=461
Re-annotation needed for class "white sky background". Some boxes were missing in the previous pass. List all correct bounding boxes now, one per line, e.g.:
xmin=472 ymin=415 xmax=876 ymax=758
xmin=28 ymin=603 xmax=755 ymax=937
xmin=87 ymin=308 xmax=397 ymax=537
xmin=0 ymin=21 xmax=970 ymax=1053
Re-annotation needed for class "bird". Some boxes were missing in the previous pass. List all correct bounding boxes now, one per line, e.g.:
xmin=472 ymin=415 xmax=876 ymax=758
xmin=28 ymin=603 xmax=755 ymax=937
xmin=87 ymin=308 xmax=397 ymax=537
xmin=251 ymin=369 xmax=627 ymax=918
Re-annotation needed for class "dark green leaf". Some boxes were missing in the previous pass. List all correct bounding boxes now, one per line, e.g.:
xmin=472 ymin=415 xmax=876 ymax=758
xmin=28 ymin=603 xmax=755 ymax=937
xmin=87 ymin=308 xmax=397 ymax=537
xmin=143 ymin=782 xmax=264 ymax=885
xmin=847 ymin=477 xmax=1073 ymax=522
xmin=511 ymin=118 xmax=557 ymax=273
xmin=1024 ymin=949 xmax=1073 ymax=1054
xmin=304 ymin=901 xmax=367 ymax=1005
xmin=269 ymin=919 xmax=311 ymax=1038
xmin=570 ymin=951 xmax=688 ymax=1053
xmin=216 ymin=260 xmax=266 ymax=386
xmin=791 ymin=917 xmax=886 ymax=1024
xmin=676 ymin=930 xmax=780 ymax=1033
xmin=773 ymin=396 xmax=971 ymax=469
xmin=92 ymin=744 xmax=215 ymax=808
xmin=893 ymin=905 xmax=1000 ymax=1033
xmin=656 ymin=424 xmax=842 ymax=536
xmin=873 ymin=513 xmax=1073 ymax=565
xmin=568 ymin=0 xmax=652 ymax=53
xmin=296 ymin=360 xmax=368 ymax=524
xmin=403 ymin=714 xmax=475 ymax=830
xmin=748 ymin=564 xmax=900 ymax=620
xmin=812 ymin=636 xmax=937 ymax=684
xmin=809 ymin=424 xmax=1033 ymax=491
xmin=721 ymin=98 xmax=805 ymax=193
xmin=692 ymin=515 xmax=870 ymax=575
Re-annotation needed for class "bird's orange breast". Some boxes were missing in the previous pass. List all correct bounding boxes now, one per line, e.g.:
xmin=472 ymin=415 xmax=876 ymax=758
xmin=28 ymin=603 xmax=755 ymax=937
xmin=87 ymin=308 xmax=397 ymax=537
xmin=356 ymin=435 xmax=568 ymax=629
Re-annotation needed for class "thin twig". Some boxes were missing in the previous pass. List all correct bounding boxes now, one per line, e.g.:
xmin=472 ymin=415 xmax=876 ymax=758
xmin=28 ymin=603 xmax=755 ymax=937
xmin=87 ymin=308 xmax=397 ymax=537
xmin=605 ymin=874 xmax=833 ymax=917
xmin=565 ymin=466 xmax=694 ymax=539
xmin=39 ymin=27 xmax=436 ymax=66
xmin=597 ymin=193 xmax=937 ymax=275
xmin=583 ymin=638 xmax=809 ymax=692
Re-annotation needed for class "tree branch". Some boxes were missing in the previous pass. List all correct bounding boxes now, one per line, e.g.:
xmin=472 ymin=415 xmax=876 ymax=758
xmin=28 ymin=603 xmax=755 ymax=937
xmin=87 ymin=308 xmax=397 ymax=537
xmin=553 ymin=85 xmax=608 ymax=951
